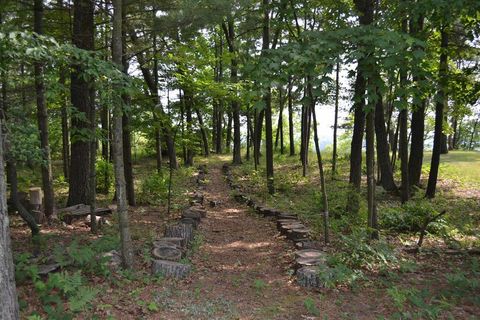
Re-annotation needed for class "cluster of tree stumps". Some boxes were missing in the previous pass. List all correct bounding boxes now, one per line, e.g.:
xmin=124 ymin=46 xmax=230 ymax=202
xmin=223 ymin=164 xmax=327 ymax=289
xmin=151 ymin=166 xmax=207 ymax=279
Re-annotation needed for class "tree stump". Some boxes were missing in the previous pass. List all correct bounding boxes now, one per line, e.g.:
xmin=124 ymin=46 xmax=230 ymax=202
xmin=295 ymin=256 xmax=326 ymax=270
xmin=151 ymin=260 xmax=191 ymax=279
xmin=182 ymin=209 xmax=203 ymax=221
xmin=277 ymin=212 xmax=298 ymax=220
xmin=295 ymin=249 xmax=324 ymax=260
xmin=153 ymin=237 xmax=185 ymax=249
xmin=164 ymin=223 xmax=193 ymax=246
xmin=286 ymin=228 xmax=311 ymax=241
xmin=184 ymin=207 xmax=206 ymax=219
xmin=180 ymin=217 xmax=199 ymax=229
xmin=295 ymin=240 xmax=324 ymax=250
xmin=277 ymin=219 xmax=301 ymax=230
xmin=259 ymin=207 xmax=279 ymax=217
xmin=152 ymin=246 xmax=182 ymax=262
xmin=297 ymin=266 xmax=325 ymax=289
xmin=279 ymin=222 xmax=306 ymax=234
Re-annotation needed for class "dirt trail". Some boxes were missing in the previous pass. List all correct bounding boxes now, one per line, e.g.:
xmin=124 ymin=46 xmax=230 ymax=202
xmin=159 ymin=163 xmax=310 ymax=319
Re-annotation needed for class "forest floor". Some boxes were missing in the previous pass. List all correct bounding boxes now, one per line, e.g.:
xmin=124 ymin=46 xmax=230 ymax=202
xmin=9 ymin=152 xmax=480 ymax=319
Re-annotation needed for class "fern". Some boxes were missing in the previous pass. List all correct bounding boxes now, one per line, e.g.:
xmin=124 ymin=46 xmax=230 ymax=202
xmin=69 ymin=286 xmax=99 ymax=312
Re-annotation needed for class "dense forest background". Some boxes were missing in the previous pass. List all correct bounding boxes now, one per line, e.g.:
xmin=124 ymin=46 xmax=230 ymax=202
xmin=0 ymin=0 xmax=479 ymax=319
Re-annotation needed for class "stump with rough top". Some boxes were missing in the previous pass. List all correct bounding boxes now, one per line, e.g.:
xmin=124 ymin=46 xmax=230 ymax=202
xmin=152 ymin=246 xmax=182 ymax=262
xmin=297 ymin=266 xmax=325 ymax=288
xmin=151 ymin=260 xmax=191 ymax=279
xmin=153 ymin=237 xmax=184 ymax=249
xmin=164 ymin=223 xmax=193 ymax=246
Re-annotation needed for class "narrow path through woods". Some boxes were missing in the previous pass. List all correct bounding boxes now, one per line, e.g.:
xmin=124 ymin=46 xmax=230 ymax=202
xmin=158 ymin=163 xmax=310 ymax=319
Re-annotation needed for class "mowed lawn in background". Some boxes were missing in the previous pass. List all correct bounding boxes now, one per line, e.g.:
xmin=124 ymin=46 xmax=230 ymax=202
xmin=423 ymin=150 xmax=480 ymax=188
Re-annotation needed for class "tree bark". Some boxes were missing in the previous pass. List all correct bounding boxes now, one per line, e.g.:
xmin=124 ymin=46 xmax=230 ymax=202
xmin=308 ymin=84 xmax=329 ymax=244
xmin=34 ymin=0 xmax=55 ymax=219
xmin=374 ymin=89 xmax=397 ymax=192
xmin=399 ymin=15 xmax=410 ymax=203
xmin=0 ymin=121 xmax=19 ymax=320
xmin=366 ymin=103 xmax=378 ymax=239
xmin=68 ymin=0 xmax=94 ymax=206
xmin=263 ymin=0 xmax=274 ymax=194
xmin=426 ymin=28 xmax=448 ymax=199
xmin=112 ymin=0 xmax=133 ymax=268
xmin=349 ymin=70 xmax=366 ymax=189
xmin=288 ymin=76 xmax=295 ymax=156
xmin=195 ymin=108 xmax=209 ymax=157
xmin=225 ymin=112 xmax=232 ymax=153
xmin=59 ymin=70 xmax=70 ymax=182
xmin=332 ymin=62 xmax=340 ymax=178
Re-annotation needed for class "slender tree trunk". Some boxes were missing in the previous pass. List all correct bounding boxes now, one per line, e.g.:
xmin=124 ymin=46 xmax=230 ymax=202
xmin=263 ymin=0 xmax=274 ymax=194
xmin=246 ymin=106 xmax=251 ymax=160
xmin=399 ymin=16 xmax=410 ymax=202
xmin=366 ymin=102 xmax=378 ymax=239
xmin=332 ymin=62 xmax=340 ymax=178
xmin=308 ymin=84 xmax=329 ymax=244
xmin=349 ymin=70 xmax=366 ymax=189
xmin=225 ymin=112 xmax=232 ymax=153
xmin=0 ymin=120 xmax=19 ymax=320
xmin=59 ymin=71 xmax=70 ymax=182
xmin=288 ymin=77 xmax=295 ymax=156
xmin=254 ymin=109 xmax=265 ymax=166
xmin=451 ymin=116 xmax=458 ymax=149
xmin=374 ymin=90 xmax=397 ymax=192
xmin=34 ymin=0 xmax=55 ymax=220
xmin=195 ymin=108 xmax=209 ymax=157
xmin=183 ymin=91 xmax=194 ymax=166
xmin=426 ymin=28 xmax=448 ymax=199
xmin=408 ymin=100 xmax=426 ymax=187
xmin=89 ymin=88 xmax=97 ymax=233
xmin=68 ymin=0 xmax=94 ymax=206
xmin=441 ymin=131 xmax=449 ymax=154
xmin=122 ymin=114 xmax=135 ymax=205
xmin=112 ymin=0 xmax=133 ymax=268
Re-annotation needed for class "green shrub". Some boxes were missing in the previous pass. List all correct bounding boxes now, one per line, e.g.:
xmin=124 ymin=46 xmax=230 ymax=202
xmin=137 ymin=172 xmax=169 ymax=205
xmin=96 ymin=158 xmax=114 ymax=194
xmin=381 ymin=199 xmax=448 ymax=235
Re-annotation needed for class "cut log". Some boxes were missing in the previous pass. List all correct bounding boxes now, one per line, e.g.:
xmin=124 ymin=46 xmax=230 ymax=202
xmin=164 ymin=223 xmax=193 ymax=246
xmin=180 ymin=217 xmax=199 ymax=229
xmin=259 ymin=207 xmax=280 ymax=217
xmin=295 ymin=241 xmax=324 ymax=250
xmin=295 ymin=249 xmax=325 ymax=260
xmin=153 ymin=237 xmax=185 ymax=249
xmin=297 ymin=266 xmax=325 ymax=289
xmin=277 ymin=212 xmax=298 ymax=220
xmin=286 ymin=228 xmax=311 ymax=241
xmin=58 ymin=204 xmax=112 ymax=224
xmin=279 ymin=222 xmax=306 ymax=234
xmin=152 ymin=246 xmax=182 ymax=262
xmin=191 ymin=191 xmax=204 ymax=204
xmin=277 ymin=219 xmax=301 ymax=229
xmin=182 ymin=209 xmax=203 ymax=221
xmin=38 ymin=263 xmax=60 ymax=276
xmin=151 ymin=260 xmax=191 ymax=279
xmin=296 ymin=256 xmax=326 ymax=269
xmin=184 ymin=206 xmax=207 ymax=218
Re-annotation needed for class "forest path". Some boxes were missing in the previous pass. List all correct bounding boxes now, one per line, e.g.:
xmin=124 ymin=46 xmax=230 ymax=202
xmin=160 ymin=162 xmax=310 ymax=319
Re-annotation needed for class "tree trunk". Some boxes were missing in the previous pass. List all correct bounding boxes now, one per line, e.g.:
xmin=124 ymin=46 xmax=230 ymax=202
xmin=426 ymin=28 xmax=448 ymax=199
xmin=195 ymin=108 xmax=209 ymax=157
xmin=225 ymin=112 xmax=232 ymax=153
xmin=366 ymin=103 xmax=378 ymax=239
xmin=263 ymin=0 xmax=274 ymax=194
xmin=374 ymin=90 xmax=397 ymax=192
xmin=122 ymin=114 xmax=135 ymax=205
xmin=441 ymin=131 xmax=449 ymax=154
xmin=308 ymin=84 xmax=329 ymax=244
xmin=112 ymin=0 xmax=133 ymax=268
xmin=184 ymin=91 xmax=194 ymax=167
xmin=399 ymin=15 xmax=410 ymax=203
xmin=68 ymin=0 xmax=94 ymax=206
xmin=0 ymin=121 xmax=19 ymax=320
xmin=332 ymin=62 xmax=340 ymax=178
xmin=59 ymin=70 xmax=70 ymax=182
xmin=408 ymin=101 xmax=426 ymax=187
xmin=246 ymin=106 xmax=251 ymax=160
xmin=34 ymin=0 xmax=55 ymax=220
xmin=349 ymin=70 xmax=366 ymax=189
xmin=288 ymin=76 xmax=295 ymax=156
xmin=222 ymin=19 xmax=242 ymax=165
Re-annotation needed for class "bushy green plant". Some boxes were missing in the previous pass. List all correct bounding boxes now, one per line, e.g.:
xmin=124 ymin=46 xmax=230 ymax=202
xmin=96 ymin=158 xmax=114 ymax=193
xmin=381 ymin=199 xmax=448 ymax=235
xmin=137 ymin=172 xmax=170 ymax=205
xmin=335 ymin=230 xmax=398 ymax=271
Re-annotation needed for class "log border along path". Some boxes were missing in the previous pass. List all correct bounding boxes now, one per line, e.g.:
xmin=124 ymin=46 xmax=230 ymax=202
xmin=157 ymin=162 xmax=326 ymax=320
